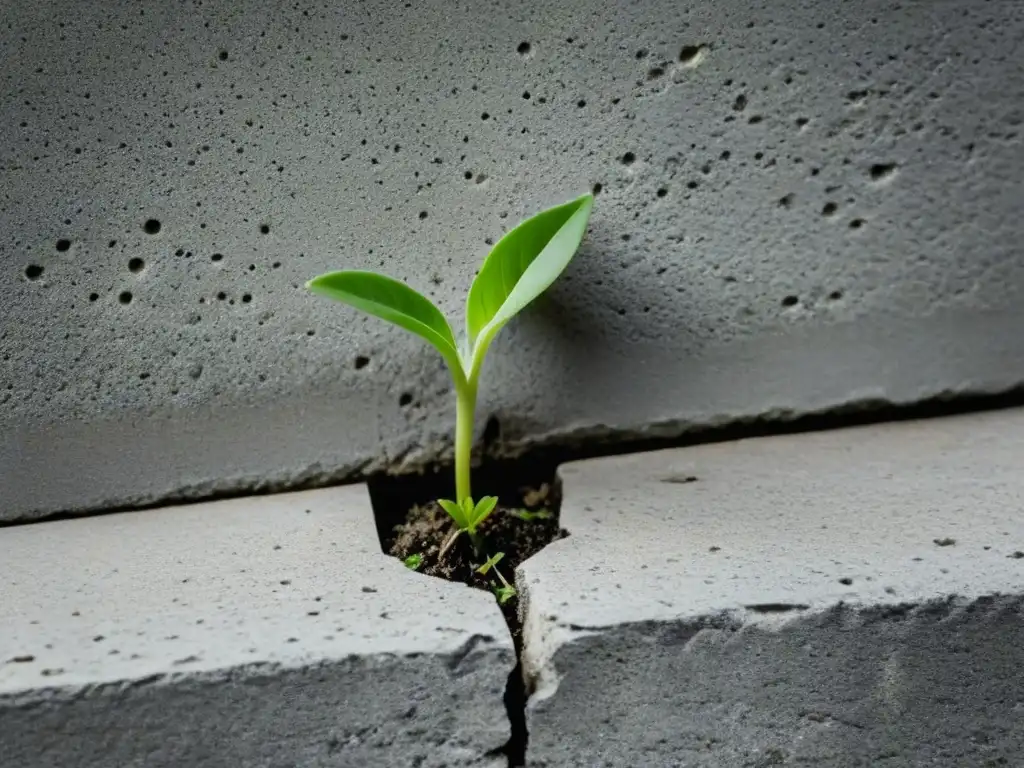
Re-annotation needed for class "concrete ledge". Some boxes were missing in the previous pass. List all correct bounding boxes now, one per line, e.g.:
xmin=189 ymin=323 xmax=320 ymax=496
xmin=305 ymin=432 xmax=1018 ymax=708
xmin=0 ymin=486 xmax=512 ymax=767
xmin=518 ymin=409 xmax=1024 ymax=767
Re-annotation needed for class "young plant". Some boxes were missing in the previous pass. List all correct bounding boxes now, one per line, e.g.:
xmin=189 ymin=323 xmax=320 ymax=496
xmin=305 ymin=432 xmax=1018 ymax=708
xmin=306 ymin=192 xmax=594 ymax=591
xmin=438 ymin=495 xmax=497 ymax=556
xmin=476 ymin=552 xmax=516 ymax=605
xmin=403 ymin=553 xmax=424 ymax=571
xmin=509 ymin=508 xmax=553 ymax=522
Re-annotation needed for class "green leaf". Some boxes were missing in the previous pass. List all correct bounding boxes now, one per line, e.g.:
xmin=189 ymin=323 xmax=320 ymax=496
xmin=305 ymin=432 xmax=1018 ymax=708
xmin=307 ymin=270 xmax=464 ymax=375
xmin=438 ymin=498 xmax=469 ymax=530
xmin=494 ymin=584 xmax=517 ymax=605
xmin=476 ymin=551 xmax=505 ymax=575
xmin=510 ymin=508 xmax=553 ymax=522
xmin=403 ymin=553 xmax=424 ymax=571
xmin=465 ymin=193 xmax=594 ymax=359
xmin=467 ymin=495 xmax=499 ymax=532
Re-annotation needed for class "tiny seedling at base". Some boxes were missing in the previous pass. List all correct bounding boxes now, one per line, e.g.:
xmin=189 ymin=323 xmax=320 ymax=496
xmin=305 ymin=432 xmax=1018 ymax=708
xmin=403 ymin=553 xmax=424 ymax=571
xmin=509 ymin=508 xmax=553 ymax=522
xmin=476 ymin=552 xmax=517 ymax=604
xmin=307 ymin=192 xmax=594 ymax=602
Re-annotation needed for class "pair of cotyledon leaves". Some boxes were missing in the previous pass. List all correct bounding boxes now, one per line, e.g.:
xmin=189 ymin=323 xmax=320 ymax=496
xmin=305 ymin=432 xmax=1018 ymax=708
xmin=306 ymin=192 xmax=594 ymax=386
xmin=438 ymin=496 xmax=498 ymax=536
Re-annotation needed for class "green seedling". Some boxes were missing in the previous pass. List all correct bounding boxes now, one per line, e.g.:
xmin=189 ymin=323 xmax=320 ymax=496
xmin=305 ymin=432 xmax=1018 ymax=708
xmin=479 ymin=551 xmax=517 ymax=604
xmin=509 ymin=508 xmax=553 ymax=522
xmin=307 ymin=191 xmax=593 ymax=539
xmin=403 ymin=553 xmax=424 ymax=571
xmin=493 ymin=578 xmax=517 ymax=606
xmin=438 ymin=495 xmax=498 ymax=555
xmin=476 ymin=551 xmax=505 ymax=576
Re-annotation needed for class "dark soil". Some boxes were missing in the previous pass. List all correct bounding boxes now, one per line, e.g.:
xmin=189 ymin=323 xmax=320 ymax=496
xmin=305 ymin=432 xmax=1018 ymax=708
xmin=386 ymin=482 xmax=566 ymax=631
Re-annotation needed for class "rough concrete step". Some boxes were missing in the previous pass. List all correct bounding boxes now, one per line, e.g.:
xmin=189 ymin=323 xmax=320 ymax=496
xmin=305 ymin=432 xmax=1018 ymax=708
xmin=518 ymin=408 xmax=1024 ymax=767
xmin=0 ymin=485 xmax=512 ymax=768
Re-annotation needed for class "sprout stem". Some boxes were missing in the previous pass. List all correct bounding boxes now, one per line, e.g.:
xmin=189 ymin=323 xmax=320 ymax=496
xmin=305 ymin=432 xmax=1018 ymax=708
xmin=454 ymin=379 xmax=478 ymax=505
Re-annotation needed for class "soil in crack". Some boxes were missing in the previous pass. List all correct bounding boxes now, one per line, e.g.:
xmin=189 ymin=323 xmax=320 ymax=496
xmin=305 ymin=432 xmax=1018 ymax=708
xmin=386 ymin=480 xmax=566 ymax=643
xmin=373 ymin=465 xmax=566 ymax=767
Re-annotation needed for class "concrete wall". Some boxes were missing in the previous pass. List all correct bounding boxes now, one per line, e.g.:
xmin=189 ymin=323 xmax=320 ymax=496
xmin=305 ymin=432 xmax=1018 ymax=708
xmin=3 ymin=0 xmax=1023 ymax=520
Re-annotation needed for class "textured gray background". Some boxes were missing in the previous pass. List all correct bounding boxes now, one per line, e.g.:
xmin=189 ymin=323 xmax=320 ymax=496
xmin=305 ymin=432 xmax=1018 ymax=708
xmin=3 ymin=0 xmax=1023 ymax=519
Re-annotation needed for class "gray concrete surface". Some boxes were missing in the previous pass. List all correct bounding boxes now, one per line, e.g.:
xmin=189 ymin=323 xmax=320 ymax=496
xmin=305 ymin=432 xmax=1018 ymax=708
xmin=3 ymin=0 xmax=1024 ymax=521
xmin=0 ymin=485 xmax=512 ymax=767
xmin=518 ymin=409 xmax=1024 ymax=767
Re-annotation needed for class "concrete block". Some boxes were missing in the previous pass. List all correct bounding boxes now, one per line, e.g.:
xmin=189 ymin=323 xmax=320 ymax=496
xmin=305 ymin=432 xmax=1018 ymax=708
xmin=0 ymin=485 xmax=513 ymax=767
xmin=4 ymin=0 xmax=1024 ymax=520
xmin=518 ymin=409 xmax=1024 ymax=767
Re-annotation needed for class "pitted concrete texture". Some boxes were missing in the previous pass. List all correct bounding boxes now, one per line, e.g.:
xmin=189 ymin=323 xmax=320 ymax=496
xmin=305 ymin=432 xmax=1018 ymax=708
xmin=518 ymin=409 xmax=1024 ymax=767
xmin=0 ymin=485 xmax=512 ymax=768
xmin=3 ymin=0 xmax=1024 ymax=521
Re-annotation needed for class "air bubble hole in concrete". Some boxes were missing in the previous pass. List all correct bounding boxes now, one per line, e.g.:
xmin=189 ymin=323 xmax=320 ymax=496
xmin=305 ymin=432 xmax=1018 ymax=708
xmin=869 ymin=162 xmax=899 ymax=182
xmin=678 ymin=44 xmax=706 ymax=66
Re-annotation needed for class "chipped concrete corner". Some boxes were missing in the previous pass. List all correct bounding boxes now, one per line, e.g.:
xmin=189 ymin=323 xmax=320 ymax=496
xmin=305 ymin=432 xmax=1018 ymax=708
xmin=0 ymin=486 xmax=513 ymax=767
xmin=3 ymin=0 xmax=1024 ymax=520
xmin=517 ymin=410 xmax=1024 ymax=766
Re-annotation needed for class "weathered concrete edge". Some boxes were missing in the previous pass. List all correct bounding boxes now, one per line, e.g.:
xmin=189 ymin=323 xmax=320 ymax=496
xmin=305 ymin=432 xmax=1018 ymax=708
xmin=1 ymin=647 xmax=513 ymax=768
xmin=519 ymin=593 xmax=1024 ymax=765
xmin=517 ymin=592 xmax=1018 ymax=707
xmin=0 ymin=637 xmax=514 ymax=707
xmin=6 ymin=381 xmax=1024 ymax=525
xmin=0 ymin=483 xmax=518 ymax=767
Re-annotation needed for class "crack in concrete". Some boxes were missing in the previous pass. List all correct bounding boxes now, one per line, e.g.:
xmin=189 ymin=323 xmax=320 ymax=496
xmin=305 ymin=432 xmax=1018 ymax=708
xmin=7 ymin=385 xmax=1024 ymax=529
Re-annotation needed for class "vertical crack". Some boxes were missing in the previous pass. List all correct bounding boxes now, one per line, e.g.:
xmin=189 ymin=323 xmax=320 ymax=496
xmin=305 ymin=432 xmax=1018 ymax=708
xmin=368 ymin=458 xmax=565 ymax=767
xmin=501 ymin=659 xmax=528 ymax=766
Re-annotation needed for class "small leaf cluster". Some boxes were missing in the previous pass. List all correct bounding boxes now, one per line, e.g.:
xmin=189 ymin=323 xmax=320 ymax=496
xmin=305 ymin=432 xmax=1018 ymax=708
xmin=438 ymin=496 xmax=497 ymax=540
